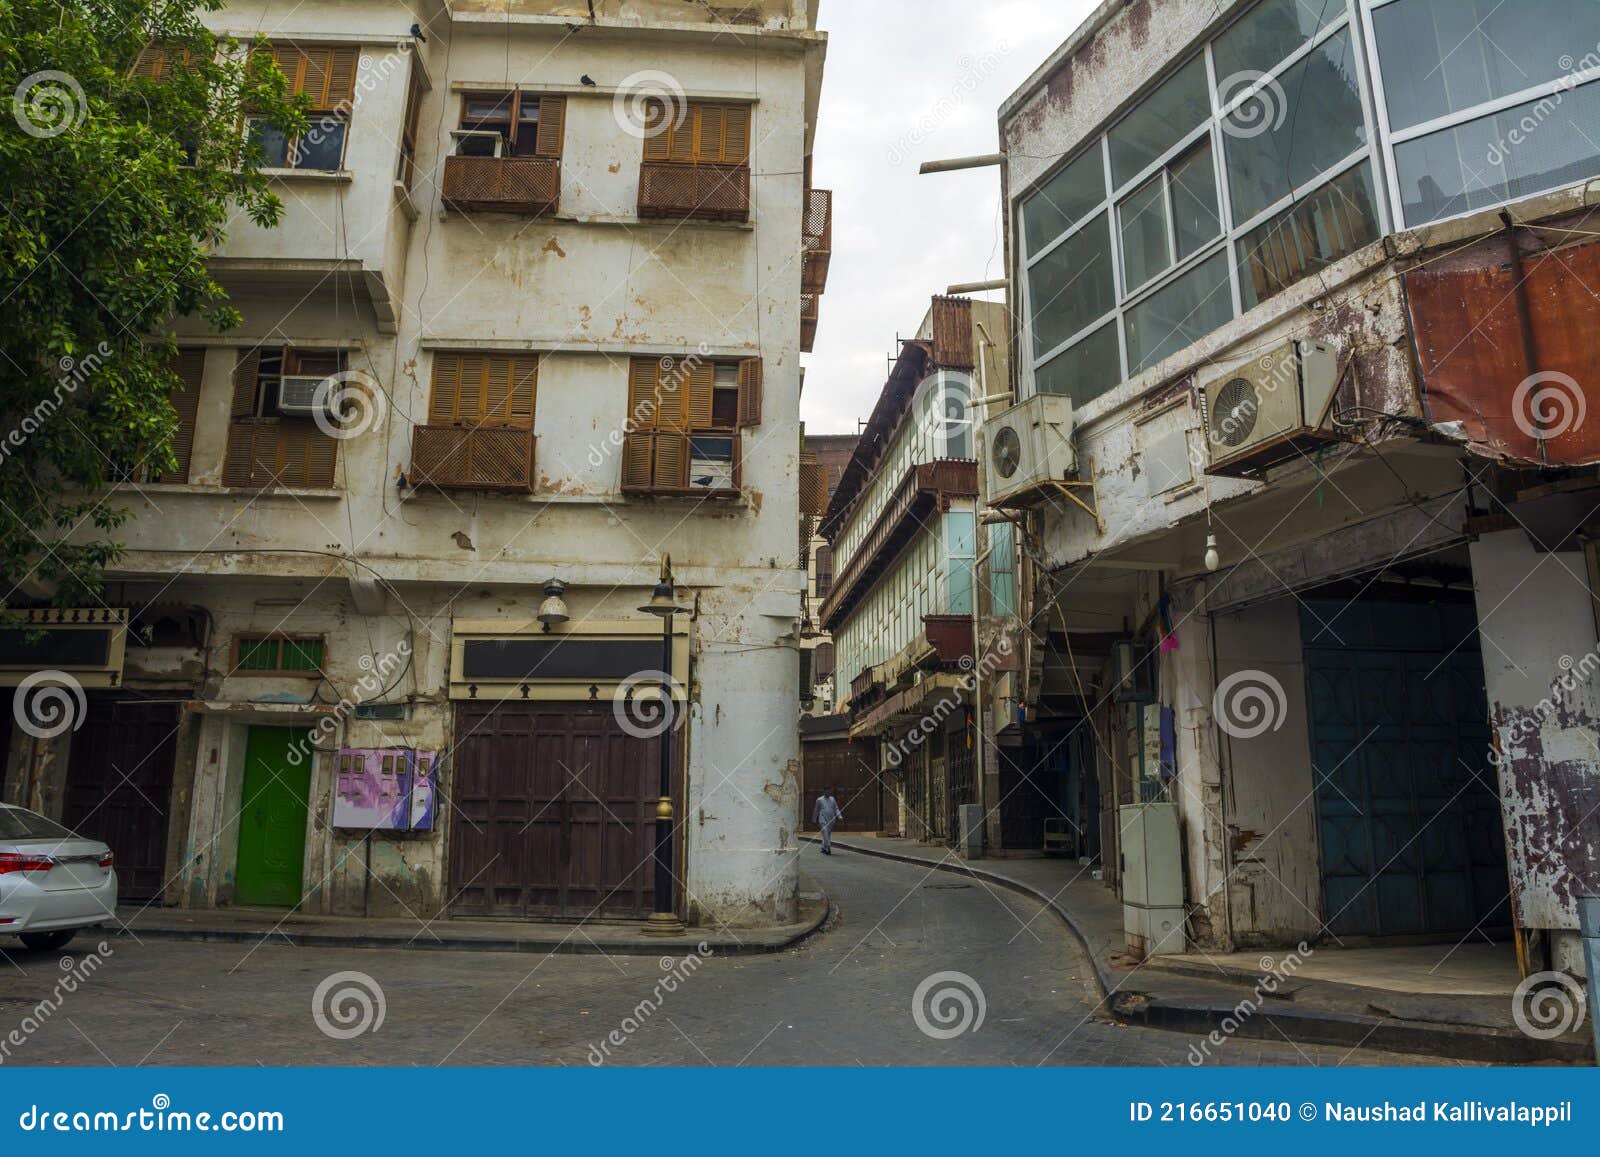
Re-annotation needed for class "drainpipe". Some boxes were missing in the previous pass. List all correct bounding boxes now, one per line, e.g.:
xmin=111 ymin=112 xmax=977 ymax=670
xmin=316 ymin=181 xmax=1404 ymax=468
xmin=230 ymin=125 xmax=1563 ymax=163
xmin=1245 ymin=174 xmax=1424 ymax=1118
xmin=1581 ymin=896 xmax=1600 ymax=1063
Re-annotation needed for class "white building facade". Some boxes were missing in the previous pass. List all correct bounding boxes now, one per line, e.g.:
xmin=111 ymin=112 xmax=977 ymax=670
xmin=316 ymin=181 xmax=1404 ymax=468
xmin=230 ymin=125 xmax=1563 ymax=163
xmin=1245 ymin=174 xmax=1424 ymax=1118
xmin=5 ymin=0 xmax=829 ymax=931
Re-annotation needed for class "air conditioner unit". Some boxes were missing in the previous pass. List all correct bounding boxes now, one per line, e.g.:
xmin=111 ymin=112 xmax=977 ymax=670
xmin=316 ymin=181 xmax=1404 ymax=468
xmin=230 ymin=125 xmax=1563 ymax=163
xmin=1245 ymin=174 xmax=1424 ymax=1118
xmin=451 ymin=129 xmax=505 ymax=158
xmin=276 ymin=375 xmax=328 ymax=417
xmin=1202 ymin=339 xmax=1341 ymax=477
xmin=982 ymin=393 xmax=1076 ymax=507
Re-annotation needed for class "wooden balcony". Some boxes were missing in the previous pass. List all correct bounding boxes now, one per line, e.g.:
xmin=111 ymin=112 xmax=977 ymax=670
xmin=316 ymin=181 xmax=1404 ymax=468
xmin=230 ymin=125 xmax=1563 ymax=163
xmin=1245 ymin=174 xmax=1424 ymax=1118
xmin=802 ymin=188 xmax=832 ymax=293
xmin=922 ymin=614 xmax=975 ymax=669
xmin=442 ymin=156 xmax=560 ymax=215
xmin=408 ymin=425 xmax=535 ymax=492
xmin=637 ymin=162 xmax=750 ymax=223
xmin=801 ymin=292 xmax=819 ymax=353
xmin=817 ymin=459 xmax=979 ymax=632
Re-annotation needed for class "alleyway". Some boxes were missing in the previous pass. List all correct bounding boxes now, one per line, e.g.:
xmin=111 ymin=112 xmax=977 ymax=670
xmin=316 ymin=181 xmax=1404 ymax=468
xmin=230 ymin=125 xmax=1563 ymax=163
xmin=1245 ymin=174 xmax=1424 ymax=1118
xmin=0 ymin=852 xmax=1456 ymax=1067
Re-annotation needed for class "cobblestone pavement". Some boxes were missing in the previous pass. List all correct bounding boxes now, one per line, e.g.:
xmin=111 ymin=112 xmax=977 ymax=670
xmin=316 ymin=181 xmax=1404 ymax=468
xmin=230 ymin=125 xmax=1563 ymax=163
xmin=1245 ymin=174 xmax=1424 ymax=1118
xmin=0 ymin=850 xmax=1467 ymax=1067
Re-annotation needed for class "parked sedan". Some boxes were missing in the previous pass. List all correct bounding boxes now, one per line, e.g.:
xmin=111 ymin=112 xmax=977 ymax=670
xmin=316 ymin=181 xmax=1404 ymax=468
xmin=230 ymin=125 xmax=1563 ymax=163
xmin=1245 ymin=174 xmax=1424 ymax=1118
xmin=0 ymin=804 xmax=117 ymax=951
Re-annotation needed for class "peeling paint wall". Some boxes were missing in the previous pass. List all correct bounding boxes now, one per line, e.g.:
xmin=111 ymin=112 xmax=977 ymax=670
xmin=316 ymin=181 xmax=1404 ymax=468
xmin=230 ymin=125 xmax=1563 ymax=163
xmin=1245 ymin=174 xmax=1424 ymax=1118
xmin=1471 ymin=530 xmax=1600 ymax=963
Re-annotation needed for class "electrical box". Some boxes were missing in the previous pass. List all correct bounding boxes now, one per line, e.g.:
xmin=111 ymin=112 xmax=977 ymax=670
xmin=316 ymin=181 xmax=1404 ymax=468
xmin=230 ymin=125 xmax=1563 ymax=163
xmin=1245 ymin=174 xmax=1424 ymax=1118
xmin=1119 ymin=802 xmax=1184 ymax=957
xmin=333 ymin=748 xmax=437 ymax=832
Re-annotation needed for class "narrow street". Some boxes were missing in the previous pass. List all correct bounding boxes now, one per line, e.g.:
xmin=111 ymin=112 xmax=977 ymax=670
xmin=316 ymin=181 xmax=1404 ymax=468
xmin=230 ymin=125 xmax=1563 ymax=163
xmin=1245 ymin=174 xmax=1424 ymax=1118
xmin=1 ymin=850 xmax=1452 ymax=1067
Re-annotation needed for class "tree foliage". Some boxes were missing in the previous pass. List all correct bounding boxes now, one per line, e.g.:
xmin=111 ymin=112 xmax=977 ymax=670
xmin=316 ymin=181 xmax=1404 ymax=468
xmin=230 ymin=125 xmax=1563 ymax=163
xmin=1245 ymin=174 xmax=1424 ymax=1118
xmin=0 ymin=0 xmax=305 ymax=606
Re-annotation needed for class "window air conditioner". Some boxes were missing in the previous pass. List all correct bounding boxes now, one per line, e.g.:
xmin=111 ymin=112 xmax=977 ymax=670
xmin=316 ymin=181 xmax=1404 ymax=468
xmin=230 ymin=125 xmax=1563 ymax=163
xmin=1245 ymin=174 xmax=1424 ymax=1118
xmin=981 ymin=393 xmax=1076 ymax=507
xmin=277 ymin=375 xmax=329 ymax=417
xmin=1202 ymin=339 xmax=1341 ymax=477
xmin=451 ymin=130 xmax=505 ymax=158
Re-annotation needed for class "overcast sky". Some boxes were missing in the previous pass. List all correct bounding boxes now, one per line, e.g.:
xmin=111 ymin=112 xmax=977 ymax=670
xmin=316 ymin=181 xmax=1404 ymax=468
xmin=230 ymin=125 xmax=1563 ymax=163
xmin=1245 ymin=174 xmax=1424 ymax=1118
xmin=802 ymin=0 xmax=1098 ymax=435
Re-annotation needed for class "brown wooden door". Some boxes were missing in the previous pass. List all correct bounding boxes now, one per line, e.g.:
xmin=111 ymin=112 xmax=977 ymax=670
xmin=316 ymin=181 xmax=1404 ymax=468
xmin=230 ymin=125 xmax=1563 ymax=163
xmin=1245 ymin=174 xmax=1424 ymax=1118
xmin=62 ymin=699 xmax=178 ymax=901
xmin=449 ymin=703 xmax=658 ymax=920
xmin=801 ymin=738 xmax=880 ymax=832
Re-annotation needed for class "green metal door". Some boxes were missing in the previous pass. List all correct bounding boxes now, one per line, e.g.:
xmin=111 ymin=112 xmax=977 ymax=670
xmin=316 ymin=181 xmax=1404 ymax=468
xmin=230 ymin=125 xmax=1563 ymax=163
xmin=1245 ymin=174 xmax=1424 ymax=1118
xmin=235 ymin=727 xmax=310 ymax=908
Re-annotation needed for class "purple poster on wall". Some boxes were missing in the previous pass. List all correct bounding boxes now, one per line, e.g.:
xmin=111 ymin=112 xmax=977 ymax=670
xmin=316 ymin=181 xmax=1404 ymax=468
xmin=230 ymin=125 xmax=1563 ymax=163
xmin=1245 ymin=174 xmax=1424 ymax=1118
xmin=333 ymin=748 xmax=437 ymax=832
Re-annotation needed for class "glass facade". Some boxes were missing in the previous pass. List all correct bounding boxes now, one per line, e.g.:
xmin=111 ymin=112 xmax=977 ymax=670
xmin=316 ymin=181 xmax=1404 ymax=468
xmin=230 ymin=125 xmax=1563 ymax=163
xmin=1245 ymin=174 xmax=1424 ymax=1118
xmin=1018 ymin=0 xmax=1600 ymax=407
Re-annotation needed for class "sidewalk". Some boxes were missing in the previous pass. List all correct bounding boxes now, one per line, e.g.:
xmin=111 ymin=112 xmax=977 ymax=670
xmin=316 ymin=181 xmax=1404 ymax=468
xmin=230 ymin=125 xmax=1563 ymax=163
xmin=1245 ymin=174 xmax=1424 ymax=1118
xmin=812 ymin=834 xmax=1594 ymax=1064
xmin=108 ymin=888 xmax=831 ymax=958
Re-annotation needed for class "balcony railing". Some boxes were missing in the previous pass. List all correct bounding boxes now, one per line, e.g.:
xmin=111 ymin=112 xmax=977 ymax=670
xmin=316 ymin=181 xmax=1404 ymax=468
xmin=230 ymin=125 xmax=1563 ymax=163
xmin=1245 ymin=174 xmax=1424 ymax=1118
xmin=801 ymin=292 xmax=819 ymax=353
xmin=442 ymin=156 xmax=560 ymax=215
xmin=408 ymin=425 xmax=536 ymax=492
xmin=802 ymin=188 xmax=832 ymax=293
xmin=637 ymin=162 xmax=750 ymax=223
xmin=818 ymin=459 xmax=979 ymax=632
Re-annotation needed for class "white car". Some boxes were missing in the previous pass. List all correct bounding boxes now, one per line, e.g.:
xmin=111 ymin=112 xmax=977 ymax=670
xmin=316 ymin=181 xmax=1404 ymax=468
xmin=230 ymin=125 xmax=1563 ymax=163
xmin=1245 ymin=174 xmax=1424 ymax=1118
xmin=0 ymin=804 xmax=118 ymax=951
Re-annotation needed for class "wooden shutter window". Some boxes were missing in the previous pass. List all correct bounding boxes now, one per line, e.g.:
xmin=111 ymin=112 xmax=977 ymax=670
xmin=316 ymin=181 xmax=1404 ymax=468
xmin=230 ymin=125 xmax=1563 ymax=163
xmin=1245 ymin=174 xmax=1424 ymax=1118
xmin=429 ymin=353 xmax=537 ymax=426
xmin=641 ymin=100 xmax=750 ymax=165
xmin=736 ymin=358 xmax=763 ymax=427
xmin=156 ymin=349 xmax=206 ymax=484
xmin=268 ymin=43 xmax=359 ymax=109
xmin=687 ymin=362 xmax=715 ymax=430
xmin=534 ymin=94 xmax=566 ymax=159
xmin=231 ymin=349 xmax=262 ymax=417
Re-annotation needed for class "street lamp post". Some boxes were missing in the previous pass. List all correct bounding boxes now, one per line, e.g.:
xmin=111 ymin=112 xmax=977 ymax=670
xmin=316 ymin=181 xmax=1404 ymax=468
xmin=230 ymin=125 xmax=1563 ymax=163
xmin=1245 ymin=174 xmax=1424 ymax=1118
xmin=639 ymin=556 xmax=686 ymax=938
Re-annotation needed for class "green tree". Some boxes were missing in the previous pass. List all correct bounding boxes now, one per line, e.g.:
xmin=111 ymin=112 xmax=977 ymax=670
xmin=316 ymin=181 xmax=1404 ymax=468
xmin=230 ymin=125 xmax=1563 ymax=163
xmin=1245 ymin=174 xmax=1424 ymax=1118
xmin=0 ymin=0 xmax=305 ymax=607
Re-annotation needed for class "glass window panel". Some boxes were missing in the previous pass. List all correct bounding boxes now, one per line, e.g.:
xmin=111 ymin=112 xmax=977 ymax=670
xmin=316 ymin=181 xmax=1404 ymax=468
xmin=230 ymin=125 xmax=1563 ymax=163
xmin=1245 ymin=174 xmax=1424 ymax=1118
xmin=1171 ymin=140 xmax=1222 ymax=260
xmin=1373 ymin=0 xmax=1600 ymax=131
xmin=248 ymin=118 xmax=291 ymax=168
xmin=1119 ymin=175 xmax=1170 ymax=291
xmin=1393 ymin=78 xmax=1600 ymax=225
xmin=1237 ymin=163 xmax=1380 ymax=309
xmin=294 ymin=119 xmax=346 ymax=170
xmin=1027 ymin=212 xmax=1116 ymax=356
xmin=1224 ymin=29 xmax=1366 ymax=222
xmin=1035 ymin=322 xmax=1122 ymax=408
xmin=1109 ymin=55 xmax=1211 ymax=187
xmin=1124 ymin=253 xmax=1234 ymax=373
xmin=1022 ymin=147 xmax=1107 ymax=255
xmin=1214 ymin=0 xmax=1343 ymax=81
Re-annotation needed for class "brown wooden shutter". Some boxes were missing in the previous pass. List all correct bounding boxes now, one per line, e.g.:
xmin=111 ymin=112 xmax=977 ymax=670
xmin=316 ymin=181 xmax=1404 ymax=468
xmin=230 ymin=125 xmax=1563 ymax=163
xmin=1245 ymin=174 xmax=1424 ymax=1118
xmin=132 ymin=45 xmax=169 ymax=80
xmin=483 ymin=357 xmax=512 ymax=423
xmin=656 ymin=363 xmax=691 ymax=432
xmin=535 ymin=95 xmax=565 ymax=159
xmin=223 ymin=424 xmax=257 ymax=487
xmin=687 ymin=361 xmax=714 ymax=430
xmin=303 ymin=424 xmax=338 ymax=487
xmin=736 ymin=358 xmax=763 ymax=427
xmin=698 ymin=104 xmax=725 ymax=164
xmin=622 ymin=433 xmax=653 ymax=490
xmin=271 ymin=43 xmax=358 ymax=108
xmin=324 ymin=47 xmax=358 ymax=108
xmin=642 ymin=100 xmax=673 ymax=163
xmin=654 ymin=433 xmax=688 ymax=489
xmin=721 ymin=105 xmax=751 ymax=163
xmin=429 ymin=353 xmax=463 ymax=423
xmin=507 ymin=355 xmax=537 ymax=425
xmin=627 ymin=358 xmax=660 ymax=430
xmin=156 ymin=349 xmax=206 ymax=484
xmin=668 ymin=105 xmax=695 ymax=163
xmin=231 ymin=349 xmax=262 ymax=417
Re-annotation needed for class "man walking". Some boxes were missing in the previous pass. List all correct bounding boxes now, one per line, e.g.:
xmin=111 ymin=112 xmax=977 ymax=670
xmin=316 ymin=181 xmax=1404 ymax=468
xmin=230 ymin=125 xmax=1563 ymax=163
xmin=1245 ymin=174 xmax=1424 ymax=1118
xmin=813 ymin=787 xmax=843 ymax=855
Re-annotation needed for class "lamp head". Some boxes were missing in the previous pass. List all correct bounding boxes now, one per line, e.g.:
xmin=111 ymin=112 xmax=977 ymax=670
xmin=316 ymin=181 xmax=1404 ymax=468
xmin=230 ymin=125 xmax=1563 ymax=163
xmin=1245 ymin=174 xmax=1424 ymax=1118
xmin=538 ymin=579 xmax=570 ymax=626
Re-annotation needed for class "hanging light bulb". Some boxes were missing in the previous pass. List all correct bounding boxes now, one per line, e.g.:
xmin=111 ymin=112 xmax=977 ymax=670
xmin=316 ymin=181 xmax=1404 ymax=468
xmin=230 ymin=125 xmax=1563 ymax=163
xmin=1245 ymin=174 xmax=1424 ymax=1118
xmin=1203 ymin=533 xmax=1221 ymax=573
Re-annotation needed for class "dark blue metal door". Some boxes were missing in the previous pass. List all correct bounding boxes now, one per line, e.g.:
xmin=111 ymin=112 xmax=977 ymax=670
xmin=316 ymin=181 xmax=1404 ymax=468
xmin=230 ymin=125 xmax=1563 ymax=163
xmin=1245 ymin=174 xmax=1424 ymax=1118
xmin=1303 ymin=600 xmax=1509 ymax=938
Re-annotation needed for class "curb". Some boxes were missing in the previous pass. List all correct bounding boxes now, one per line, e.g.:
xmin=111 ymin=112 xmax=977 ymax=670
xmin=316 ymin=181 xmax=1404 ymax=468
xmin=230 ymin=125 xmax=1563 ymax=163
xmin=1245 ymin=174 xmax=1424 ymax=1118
xmin=810 ymin=837 xmax=1591 ymax=1065
xmin=108 ymin=894 xmax=832 ymax=959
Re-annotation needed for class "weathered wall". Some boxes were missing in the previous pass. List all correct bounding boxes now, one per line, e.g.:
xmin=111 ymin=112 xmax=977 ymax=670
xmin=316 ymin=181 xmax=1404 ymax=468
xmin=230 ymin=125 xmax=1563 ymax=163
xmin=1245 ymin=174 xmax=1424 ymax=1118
xmin=1471 ymin=530 xmax=1600 ymax=968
